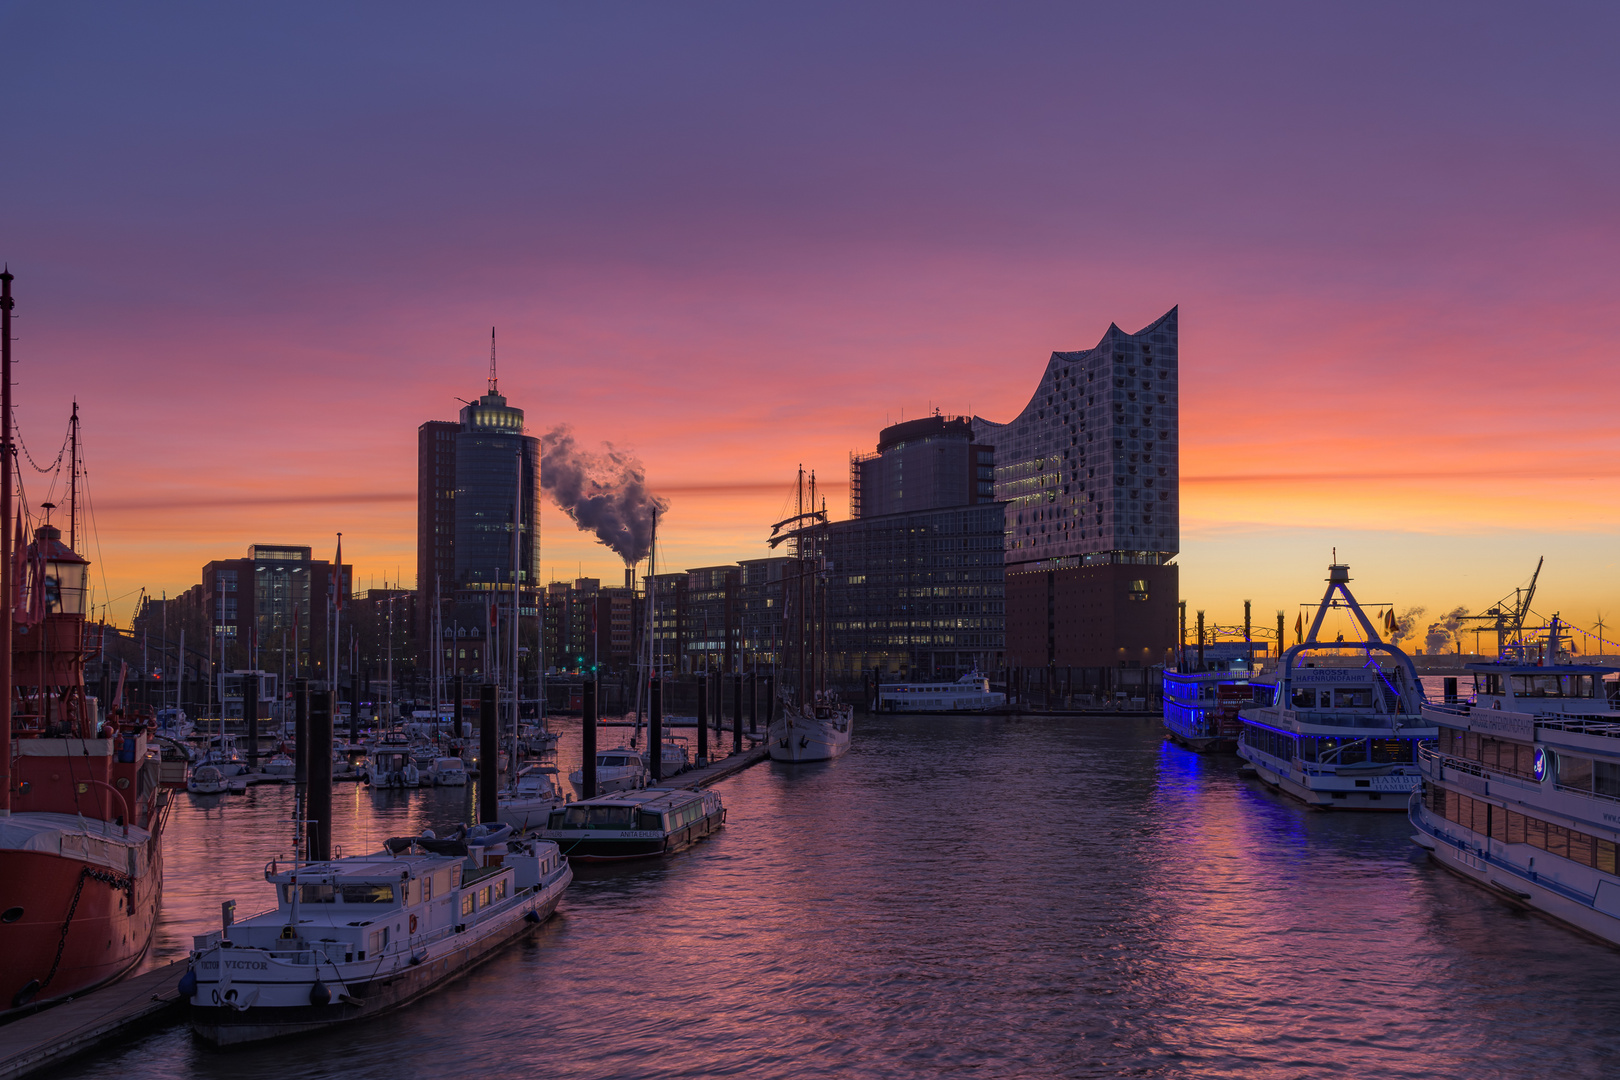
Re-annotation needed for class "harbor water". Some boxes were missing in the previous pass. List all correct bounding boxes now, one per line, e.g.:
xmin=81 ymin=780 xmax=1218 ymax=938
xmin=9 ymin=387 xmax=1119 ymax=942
xmin=75 ymin=713 xmax=1620 ymax=1078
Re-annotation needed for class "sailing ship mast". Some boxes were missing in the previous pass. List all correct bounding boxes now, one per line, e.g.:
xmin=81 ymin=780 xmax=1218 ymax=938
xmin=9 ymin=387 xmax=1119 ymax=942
xmin=1 ymin=268 xmax=13 ymax=817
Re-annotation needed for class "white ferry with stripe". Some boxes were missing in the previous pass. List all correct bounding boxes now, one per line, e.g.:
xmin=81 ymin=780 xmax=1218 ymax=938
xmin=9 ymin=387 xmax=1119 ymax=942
xmin=1237 ymin=564 xmax=1434 ymax=810
xmin=1411 ymin=617 xmax=1620 ymax=945
xmin=874 ymin=673 xmax=1006 ymax=713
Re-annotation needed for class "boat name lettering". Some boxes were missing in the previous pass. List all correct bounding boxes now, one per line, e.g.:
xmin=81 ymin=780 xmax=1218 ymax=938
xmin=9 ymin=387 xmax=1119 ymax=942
xmin=199 ymin=959 xmax=270 ymax=971
xmin=1291 ymin=670 xmax=1372 ymax=684
xmin=1466 ymin=713 xmax=1535 ymax=741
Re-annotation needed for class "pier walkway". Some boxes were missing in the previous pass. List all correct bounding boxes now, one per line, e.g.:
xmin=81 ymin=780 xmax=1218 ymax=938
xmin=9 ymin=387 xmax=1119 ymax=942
xmin=0 ymin=958 xmax=188 ymax=1080
xmin=665 ymin=742 xmax=770 ymax=789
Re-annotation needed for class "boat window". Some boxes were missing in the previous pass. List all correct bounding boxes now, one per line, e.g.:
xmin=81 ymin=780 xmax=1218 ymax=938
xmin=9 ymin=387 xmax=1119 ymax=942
xmin=1475 ymin=673 xmax=1504 ymax=696
xmin=493 ymin=879 xmax=508 ymax=901
xmin=461 ymin=892 xmax=475 ymax=916
xmin=638 ymin=811 xmax=665 ymax=830
xmin=1251 ymin=686 xmax=1276 ymax=707
xmin=1561 ymin=675 xmax=1596 ymax=698
xmin=1370 ymin=739 xmax=1415 ymax=764
xmin=294 ymin=884 xmax=337 ymax=903
xmin=1333 ymin=689 xmax=1372 ymax=709
xmin=341 ymin=884 xmax=396 ymax=904
xmin=1512 ymin=675 xmax=1563 ymax=698
xmin=1557 ymin=754 xmax=1594 ymax=792
xmin=1291 ymin=687 xmax=1314 ymax=708
xmin=1595 ymin=761 xmax=1620 ymax=798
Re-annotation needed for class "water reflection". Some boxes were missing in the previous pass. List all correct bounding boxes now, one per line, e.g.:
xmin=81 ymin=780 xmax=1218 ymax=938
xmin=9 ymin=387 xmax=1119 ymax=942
xmin=70 ymin=714 xmax=1620 ymax=1078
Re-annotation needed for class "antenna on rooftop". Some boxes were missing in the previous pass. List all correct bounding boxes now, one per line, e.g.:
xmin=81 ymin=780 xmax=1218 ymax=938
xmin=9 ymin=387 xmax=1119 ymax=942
xmin=489 ymin=326 xmax=498 ymax=395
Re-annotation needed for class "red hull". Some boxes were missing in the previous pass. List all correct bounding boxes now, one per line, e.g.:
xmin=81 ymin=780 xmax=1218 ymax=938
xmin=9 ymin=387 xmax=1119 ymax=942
xmin=0 ymin=834 xmax=164 ymax=1014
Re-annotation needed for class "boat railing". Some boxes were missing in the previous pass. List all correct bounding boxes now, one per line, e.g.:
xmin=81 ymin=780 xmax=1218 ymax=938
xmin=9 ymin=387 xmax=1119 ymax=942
xmin=1535 ymin=717 xmax=1620 ymax=740
xmin=1418 ymin=744 xmax=1541 ymax=790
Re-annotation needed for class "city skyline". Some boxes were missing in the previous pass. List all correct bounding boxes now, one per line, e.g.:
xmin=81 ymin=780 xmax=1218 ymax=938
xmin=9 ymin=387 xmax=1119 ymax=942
xmin=2 ymin=4 xmax=1615 ymax=642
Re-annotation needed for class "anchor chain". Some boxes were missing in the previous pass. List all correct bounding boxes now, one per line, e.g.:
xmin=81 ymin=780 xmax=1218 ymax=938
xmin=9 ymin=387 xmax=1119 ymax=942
xmin=38 ymin=866 xmax=135 ymax=995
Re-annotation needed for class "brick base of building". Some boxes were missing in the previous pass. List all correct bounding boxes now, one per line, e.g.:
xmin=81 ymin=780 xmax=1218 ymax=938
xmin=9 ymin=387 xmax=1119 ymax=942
xmin=1005 ymin=561 xmax=1178 ymax=669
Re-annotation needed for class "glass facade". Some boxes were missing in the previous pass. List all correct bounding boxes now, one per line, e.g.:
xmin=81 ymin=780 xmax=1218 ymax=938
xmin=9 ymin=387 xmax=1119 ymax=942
xmin=825 ymin=502 xmax=1006 ymax=680
xmin=453 ymin=391 xmax=539 ymax=592
xmin=973 ymin=307 xmax=1179 ymax=569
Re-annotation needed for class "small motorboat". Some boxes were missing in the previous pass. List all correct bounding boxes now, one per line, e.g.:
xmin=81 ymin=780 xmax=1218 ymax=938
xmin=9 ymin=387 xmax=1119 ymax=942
xmin=430 ymin=757 xmax=468 ymax=786
xmin=368 ymin=747 xmax=421 ymax=789
xmin=568 ymin=748 xmax=647 ymax=796
xmin=262 ymin=754 xmax=296 ymax=778
xmin=498 ymin=765 xmax=565 ymax=834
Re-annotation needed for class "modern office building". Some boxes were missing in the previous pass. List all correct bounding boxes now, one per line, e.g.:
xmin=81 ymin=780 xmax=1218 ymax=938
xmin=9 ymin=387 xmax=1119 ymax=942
xmin=971 ymin=307 xmax=1179 ymax=677
xmin=848 ymin=415 xmax=995 ymax=519
xmin=827 ymin=415 xmax=1006 ymax=681
xmin=415 ymin=358 xmax=540 ymax=667
xmin=199 ymin=543 xmax=349 ymax=678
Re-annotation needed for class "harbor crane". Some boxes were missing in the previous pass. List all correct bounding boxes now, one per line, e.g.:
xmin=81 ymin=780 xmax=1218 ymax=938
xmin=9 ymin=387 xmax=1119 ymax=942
xmin=1458 ymin=557 xmax=1542 ymax=657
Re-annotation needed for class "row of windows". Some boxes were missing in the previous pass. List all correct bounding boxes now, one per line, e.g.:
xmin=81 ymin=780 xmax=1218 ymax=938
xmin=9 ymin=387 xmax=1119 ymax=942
xmin=1425 ymin=784 xmax=1619 ymax=873
xmin=459 ymin=877 xmax=510 ymax=917
xmin=1436 ymin=727 xmax=1537 ymax=780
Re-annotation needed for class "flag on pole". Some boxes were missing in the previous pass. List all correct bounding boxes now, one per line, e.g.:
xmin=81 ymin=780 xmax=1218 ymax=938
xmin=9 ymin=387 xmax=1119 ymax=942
xmin=1294 ymin=613 xmax=1303 ymax=643
xmin=333 ymin=534 xmax=343 ymax=612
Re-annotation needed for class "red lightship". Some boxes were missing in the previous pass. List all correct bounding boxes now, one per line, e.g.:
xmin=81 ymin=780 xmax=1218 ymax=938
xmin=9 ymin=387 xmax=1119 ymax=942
xmin=0 ymin=270 xmax=169 ymax=1013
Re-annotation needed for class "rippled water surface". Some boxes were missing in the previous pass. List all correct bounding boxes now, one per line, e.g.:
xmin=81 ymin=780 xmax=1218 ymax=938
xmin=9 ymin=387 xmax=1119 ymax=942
xmin=60 ymin=713 xmax=1620 ymax=1078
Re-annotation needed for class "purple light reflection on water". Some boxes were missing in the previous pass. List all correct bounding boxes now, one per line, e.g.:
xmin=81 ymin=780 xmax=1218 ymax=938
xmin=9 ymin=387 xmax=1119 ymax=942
xmin=81 ymin=714 xmax=1620 ymax=1078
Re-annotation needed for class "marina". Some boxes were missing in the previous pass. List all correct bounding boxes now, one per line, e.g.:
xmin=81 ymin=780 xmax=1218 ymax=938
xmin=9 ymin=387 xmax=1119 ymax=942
xmin=12 ymin=712 xmax=1620 ymax=1077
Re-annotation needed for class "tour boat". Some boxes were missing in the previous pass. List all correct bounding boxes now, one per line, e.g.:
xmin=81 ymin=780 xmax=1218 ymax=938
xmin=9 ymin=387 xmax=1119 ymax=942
xmin=540 ymin=788 xmax=725 ymax=862
xmin=568 ymin=747 xmax=648 ymax=796
xmin=184 ymin=826 xmax=572 ymax=1044
xmin=430 ymin=757 xmax=468 ymax=787
xmin=1236 ymin=565 xmax=1434 ymax=810
xmin=874 ymin=672 xmax=1006 ymax=713
xmin=1411 ymin=616 xmax=1620 ymax=945
xmin=1161 ymin=669 xmax=1250 ymax=752
xmin=0 ymin=514 xmax=170 ymax=1015
xmin=498 ymin=764 xmax=565 ymax=834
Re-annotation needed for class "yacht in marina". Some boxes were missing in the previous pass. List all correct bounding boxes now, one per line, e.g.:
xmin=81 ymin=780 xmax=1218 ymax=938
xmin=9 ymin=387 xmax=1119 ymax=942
xmin=568 ymin=747 xmax=648 ymax=796
xmin=1161 ymin=668 xmax=1250 ymax=752
xmin=874 ymin=672 xmax=1006 ymax=713
xmin=1237 ymin=564 xmax=1434 ymax=809
xmin=185 ymin=825 xmax=572 ymax=1044
xmin=499 ymin=764 xmax=565 ymax=833
xmin=1411 ymin=617 xmax=1620 ymax=945
xmin=540 ymin=788 xmax=725 ymax=862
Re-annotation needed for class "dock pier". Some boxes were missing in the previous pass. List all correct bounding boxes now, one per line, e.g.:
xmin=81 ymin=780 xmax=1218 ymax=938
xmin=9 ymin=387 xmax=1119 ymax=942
xmin=0 ymin=959 xmax=188 ymax=1080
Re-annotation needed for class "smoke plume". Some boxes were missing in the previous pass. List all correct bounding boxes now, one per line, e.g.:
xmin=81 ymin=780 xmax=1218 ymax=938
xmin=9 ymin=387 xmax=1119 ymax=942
xmin=1423 ymin=605 xmax=1470 ymax=655
xmin=540 ymin=425 xmax=668 ymax=565
xmin=1390 ymin=606 xmax=1426 ymax=649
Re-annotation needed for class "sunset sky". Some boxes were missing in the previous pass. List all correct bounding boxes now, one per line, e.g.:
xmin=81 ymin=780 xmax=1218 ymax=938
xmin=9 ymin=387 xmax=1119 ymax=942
xmin=3 ymin=3 xmax=1616 ymax=646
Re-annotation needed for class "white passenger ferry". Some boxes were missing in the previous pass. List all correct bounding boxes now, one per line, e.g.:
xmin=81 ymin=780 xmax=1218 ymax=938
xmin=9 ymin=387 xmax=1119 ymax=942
xmin=874 ymin=672 xmax=1006 ymax=713
xmin=1237 ymin=564 xmax=1434 ymax=810
xmin=1161 ymin=669 xmax=1249 ymax=752
xmin=1411 ymin=618 xmax=1620 ymax=946
xmin=185 ymin=825 xmax=572 ymax=1044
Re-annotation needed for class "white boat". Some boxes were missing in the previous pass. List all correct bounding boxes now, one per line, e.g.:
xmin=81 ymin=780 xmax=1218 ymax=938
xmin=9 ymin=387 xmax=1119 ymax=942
xmin=874 ymin=672 xmax=1006 ymax=713
xmin=367 ymin=746 xmax=421 ymax=789
xmin=262 ymin=754 xmax=296 ymax=778
xmin=201 ymin=736 xmax=250 ymax=777
xmin=1412 ymin=616 xmax=1620 ymax=946
xmin=658 ymin=737 xmax=689 ymax=777
xmin=184 ymin=825 xmax=572 ymax=1044
xmin=188 ymin=764 xmax=228 ymax=795
xmin=155 ymin=707 xmax=193 ymax=741
xmin=1236 ymin=564 xmax=1434 ymax=810
xmin=430 ymin=757 xmax=468 ymax=787
xmin=498 ymin=765 xmax=565 ymax=833
xmin=568 ymin=748 xmax=648 ymax=796
xmin=768 ymin=699 xmax=854 ymax=763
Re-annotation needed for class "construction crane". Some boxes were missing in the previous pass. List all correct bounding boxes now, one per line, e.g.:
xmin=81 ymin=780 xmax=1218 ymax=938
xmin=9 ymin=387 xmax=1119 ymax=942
xmin=1458 ymin=557 xmax=1542 ymax=658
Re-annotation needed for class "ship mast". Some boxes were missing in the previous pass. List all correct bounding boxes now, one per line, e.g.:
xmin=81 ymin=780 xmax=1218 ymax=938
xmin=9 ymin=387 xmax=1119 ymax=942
xmin=1 ymin=268 xmax=12 ymax=818
xmin=68 ymin=401 xmax=78 ymax=552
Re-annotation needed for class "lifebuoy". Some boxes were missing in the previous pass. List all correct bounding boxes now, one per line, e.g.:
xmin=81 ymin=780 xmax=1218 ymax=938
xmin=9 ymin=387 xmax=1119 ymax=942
xmin=409 ymin=914 xmax=418 ymax=934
